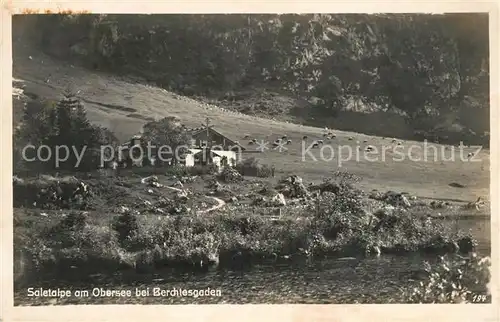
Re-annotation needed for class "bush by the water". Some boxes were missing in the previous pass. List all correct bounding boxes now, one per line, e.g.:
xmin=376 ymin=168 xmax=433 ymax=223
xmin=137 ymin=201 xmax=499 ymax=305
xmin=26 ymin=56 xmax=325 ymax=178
xmin=112 ymin=212 xmax=139 ymax=246
xmin=16 ymin=175 xmax=478 ymax=281
xmin=404 ymin=254 xmax=491 ymax=303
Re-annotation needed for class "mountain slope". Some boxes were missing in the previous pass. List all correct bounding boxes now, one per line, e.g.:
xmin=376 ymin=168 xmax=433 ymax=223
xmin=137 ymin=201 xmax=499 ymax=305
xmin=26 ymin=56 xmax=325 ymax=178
xmin=13 ymin=50 xmax=490 ymax=203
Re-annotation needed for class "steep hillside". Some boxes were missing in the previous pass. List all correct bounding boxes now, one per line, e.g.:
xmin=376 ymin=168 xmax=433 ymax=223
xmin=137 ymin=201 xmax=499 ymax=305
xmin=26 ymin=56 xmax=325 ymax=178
xmin=12 ymin=14 xmax=490 ymax=144
xmin=13 ymin=49 xmax=489 ymax=203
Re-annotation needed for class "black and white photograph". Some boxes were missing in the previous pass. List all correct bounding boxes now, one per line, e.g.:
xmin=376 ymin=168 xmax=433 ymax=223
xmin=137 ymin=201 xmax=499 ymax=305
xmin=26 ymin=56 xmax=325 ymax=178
xmin=2 ymin=3 xmax=496 ymax=316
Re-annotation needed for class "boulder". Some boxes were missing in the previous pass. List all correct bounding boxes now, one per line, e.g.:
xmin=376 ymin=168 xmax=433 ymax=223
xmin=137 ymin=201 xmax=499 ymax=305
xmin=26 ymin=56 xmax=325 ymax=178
xmin=210 ymin=180 xmax=223 ymax=191
xmin=218 ymin=167 xmax=243 ymax=183
xmin=369 ymin=190 xmax=385 ymax=200
xmin=175 ymin=190 xmax=189 ymax=203
xmin=150 ymin=181 xmax=164 ymax=188
xmin=383 ymin=191 xmax=412 ymax=208
xmin=156 ymin=197 xmax=171 ymax=208
xmin=180 ymin=176 xmax=197 ymax=184
xmin=115 ymin=205 xmax=130 ymax=214
xmin=398 ymin=195 xmax=412 ymax=208
xmin=373 ymin=205 xmax=396 ymax=219
xmin=153 ymin=208 xmax=165 ymax=214
xmin=141 ymin=176 xmax=159 ymax=184
xmin=271 ymin=193 xmax=286 ymax=206
xmin=277 ymin=175 xmax=309 ymax=198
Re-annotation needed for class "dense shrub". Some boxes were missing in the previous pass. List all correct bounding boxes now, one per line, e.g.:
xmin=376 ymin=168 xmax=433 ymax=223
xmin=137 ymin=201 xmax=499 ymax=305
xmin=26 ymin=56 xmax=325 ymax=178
xmin=112 ymin=212 xmax=139 ymax=246
xmin=13 ymin=175 xmax=94 ymax=210
xmin=58 ymin=211 xmax=89 ymax=231
xmin=235 ymin=157 xmax=275 ymax=178
xmin=186 ymin=164 xmax=219 ymax=176
xmin=163 ymin=165 xmax=189 ymax=177
xmin=13 ymin=92 xmax=118 ymax=173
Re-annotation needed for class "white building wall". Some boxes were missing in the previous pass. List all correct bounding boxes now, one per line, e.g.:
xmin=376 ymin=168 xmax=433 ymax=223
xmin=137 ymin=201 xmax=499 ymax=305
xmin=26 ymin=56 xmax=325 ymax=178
xmin=185 ymin=154 xmax=195 ymax=167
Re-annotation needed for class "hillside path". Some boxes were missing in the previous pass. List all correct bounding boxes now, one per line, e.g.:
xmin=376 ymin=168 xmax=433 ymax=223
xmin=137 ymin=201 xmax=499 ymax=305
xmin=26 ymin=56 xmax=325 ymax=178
xmin=141 ymin=176 xmax=226 ymax=214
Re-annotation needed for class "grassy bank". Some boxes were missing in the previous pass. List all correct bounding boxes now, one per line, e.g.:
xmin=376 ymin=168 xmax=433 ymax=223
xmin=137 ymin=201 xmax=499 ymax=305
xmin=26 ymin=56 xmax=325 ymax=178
xmin=14 ymin=179 xmax=478 ymax=285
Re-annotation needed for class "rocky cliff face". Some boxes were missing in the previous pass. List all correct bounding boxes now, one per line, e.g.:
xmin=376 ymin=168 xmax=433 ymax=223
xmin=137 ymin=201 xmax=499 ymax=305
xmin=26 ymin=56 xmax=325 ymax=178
xmin=12 ymin=14 xmax=490 ymax=144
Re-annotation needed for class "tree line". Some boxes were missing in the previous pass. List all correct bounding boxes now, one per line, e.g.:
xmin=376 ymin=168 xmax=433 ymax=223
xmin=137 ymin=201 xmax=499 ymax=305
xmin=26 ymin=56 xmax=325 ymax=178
xmin=14 ymin=92 xmax=189 ymax=173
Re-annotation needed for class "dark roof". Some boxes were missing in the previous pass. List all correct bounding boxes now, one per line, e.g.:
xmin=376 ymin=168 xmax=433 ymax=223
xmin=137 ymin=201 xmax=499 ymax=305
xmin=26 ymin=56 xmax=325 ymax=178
xmin=189 ymin=127 xmax=245 ymax=150
xmin=186 ymin=127 xmax=206 ymax=134
xmin=120 ymin=127 xmax=245 ymax=150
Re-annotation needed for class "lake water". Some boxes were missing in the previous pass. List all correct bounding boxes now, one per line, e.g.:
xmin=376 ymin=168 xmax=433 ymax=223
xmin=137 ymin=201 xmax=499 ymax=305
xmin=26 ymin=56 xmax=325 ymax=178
xmin=16 ymin=218 xmax=490 ymax=305
xmin=146 ymin=218 xmax=490 ymax=304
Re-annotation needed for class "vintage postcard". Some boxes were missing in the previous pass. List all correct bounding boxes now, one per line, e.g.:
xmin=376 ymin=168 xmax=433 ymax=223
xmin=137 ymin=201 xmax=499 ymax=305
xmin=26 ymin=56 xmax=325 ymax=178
xmin=1 ymin=1 xmax=498 ymax=321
